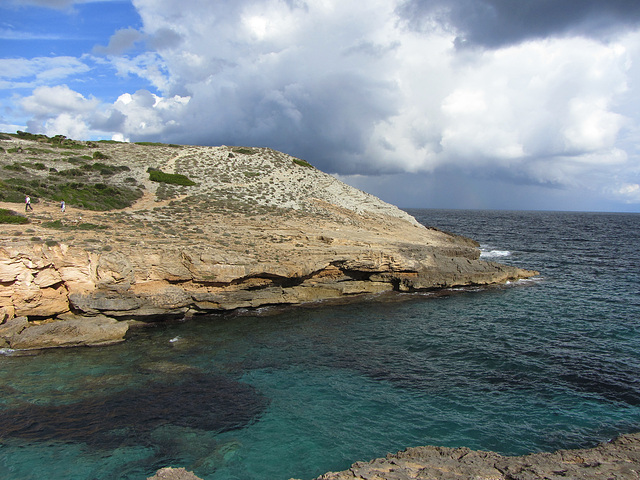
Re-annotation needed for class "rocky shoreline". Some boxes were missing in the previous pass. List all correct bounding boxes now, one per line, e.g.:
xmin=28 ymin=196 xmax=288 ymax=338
xmin=147 ymin=432 xmax=640 ymax=480
xmin=0 ymin=136 xmax=537 ymax=351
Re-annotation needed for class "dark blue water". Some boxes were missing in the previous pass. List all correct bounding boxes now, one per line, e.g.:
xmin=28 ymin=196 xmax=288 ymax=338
xmin=1 ymin=209 xmax=639 ymax=480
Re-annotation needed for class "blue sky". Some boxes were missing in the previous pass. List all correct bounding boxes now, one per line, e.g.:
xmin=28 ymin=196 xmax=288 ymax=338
xmin=2 ymin=0 xmax=640 ymax=212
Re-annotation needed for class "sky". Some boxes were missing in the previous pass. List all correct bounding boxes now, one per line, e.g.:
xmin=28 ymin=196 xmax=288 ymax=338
xmin=2 ymin=0 xmax=640 ymax=211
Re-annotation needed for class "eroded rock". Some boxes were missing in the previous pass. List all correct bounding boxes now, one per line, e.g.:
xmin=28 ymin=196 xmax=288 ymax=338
xmin=147 ymin=468 xmax=203 ymax=480
xmin=304 ymin=432 xmax=640 ymax=480
xmin=6 ymin=315 xmax=128 ymax=350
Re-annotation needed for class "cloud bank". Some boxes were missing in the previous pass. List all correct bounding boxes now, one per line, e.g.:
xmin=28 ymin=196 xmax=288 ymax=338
xmin=4 ymin=0 xmax=640 ymax=209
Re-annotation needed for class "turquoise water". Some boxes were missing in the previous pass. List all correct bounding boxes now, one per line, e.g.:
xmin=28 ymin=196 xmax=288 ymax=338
xmin=1 ymin=209 xmax=639 ymax=479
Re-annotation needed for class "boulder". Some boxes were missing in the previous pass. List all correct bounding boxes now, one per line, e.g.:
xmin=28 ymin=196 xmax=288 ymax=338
xmin=8 ymin=315 xmax=129 ymax=350
xmin=147 ymin=467 xmax=203 ymax=480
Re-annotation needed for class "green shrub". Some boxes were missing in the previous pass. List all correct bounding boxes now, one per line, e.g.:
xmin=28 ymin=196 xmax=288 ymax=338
xmin=25 ymin=147 xmax=54 ymax=155
xmin=293 ymin=158 xmax=314 ymax=168
xmin=93 ymin=151 xmax=109 ymax=159
xmin=3 ymin=163 xmax=26 ymax=172
xmin=0 ymin=209 xmax=29 ymax=224
xmin=148 ymin=168 xmax=196 ymax=186
xmin=232 ymin=148 xmax=256 ymax=155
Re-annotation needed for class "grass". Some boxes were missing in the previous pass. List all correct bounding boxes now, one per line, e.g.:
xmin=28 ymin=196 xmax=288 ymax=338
xmin=43 ymin=219 xmax=108 ymax=231
xmin=0 ymin=208 xmax=29 ymax=224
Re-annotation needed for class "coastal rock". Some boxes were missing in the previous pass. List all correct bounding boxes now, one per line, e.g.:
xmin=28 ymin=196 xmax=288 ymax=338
xmin=0 ymin=140 xmax=538 ymax=349
xmin=0 ymin=316 xmax=28 ymax=347
xmin=147 ymin=468 xmax=203 ymax=480
xmin=302 ymin=432 xmax=640 ymax=480
xmin=5 ymin=315 xmax=128 ymax=350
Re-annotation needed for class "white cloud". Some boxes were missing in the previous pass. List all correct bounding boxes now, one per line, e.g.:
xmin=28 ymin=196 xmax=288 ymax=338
xmin=5 ymin=0 xmax=123 ymax=8
xmin=6 ymin=0 xmax=640 ymax=209
xmin=0 ymin=56 xmax=90 ymax=88
xmin=109 ymin=52 xmax=171 ymax=93
xmin=20 ymin=85 xmax=99 ymax=116
xmin=616 ymin=183 xmax=640 ymax=202
xmin=93 ymin=28 xmax=145 ymax=56
xmin=123 ymin=2 xmax=635 ymax=179
xmin=111 ymin=90 xmax=189 ymax=135
xmin=42 ymin=112 xmax=92 ymax=139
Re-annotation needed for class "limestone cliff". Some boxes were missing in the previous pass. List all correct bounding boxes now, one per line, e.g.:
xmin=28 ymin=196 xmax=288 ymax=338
xmin=0 ymin=136 xmax=537 ymax=349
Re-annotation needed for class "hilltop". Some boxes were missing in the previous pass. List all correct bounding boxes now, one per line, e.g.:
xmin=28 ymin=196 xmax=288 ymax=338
xmin=0 ymin=133 xmax=537 ymax=350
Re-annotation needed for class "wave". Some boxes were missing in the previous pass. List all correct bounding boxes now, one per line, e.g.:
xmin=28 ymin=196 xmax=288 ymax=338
xmin=480 ymin=247 xmax=511 ymax=259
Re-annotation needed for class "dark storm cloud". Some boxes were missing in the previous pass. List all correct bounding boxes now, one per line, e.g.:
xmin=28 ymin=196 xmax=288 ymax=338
xmin=397 ymin=0 xmax=640 ymax=48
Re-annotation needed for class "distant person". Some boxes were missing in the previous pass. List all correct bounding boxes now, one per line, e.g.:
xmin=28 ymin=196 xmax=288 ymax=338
xmin=60 ymin=200 xmax=66 ymax=213
xmin=25 ymin=195 xmax=33 ymax=212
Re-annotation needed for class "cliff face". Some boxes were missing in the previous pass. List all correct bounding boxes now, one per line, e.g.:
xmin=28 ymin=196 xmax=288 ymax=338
xmin=0 ymin=137 xmax=537 ymax=350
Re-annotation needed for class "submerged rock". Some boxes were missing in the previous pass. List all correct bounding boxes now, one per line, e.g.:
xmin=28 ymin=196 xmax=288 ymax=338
xmin=0 ymin=372 xmax=267 ymax=449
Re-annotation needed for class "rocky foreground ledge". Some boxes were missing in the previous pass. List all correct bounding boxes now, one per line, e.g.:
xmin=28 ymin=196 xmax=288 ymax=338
xmin=0 ymin=136 xmax=537 ymax=350
xmin=148 ymin=433 xmax=640 ymax=480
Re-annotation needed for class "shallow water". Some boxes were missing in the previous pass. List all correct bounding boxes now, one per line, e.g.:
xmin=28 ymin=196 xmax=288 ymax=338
xmin=1 ymin=209 xmax=639 ymax=479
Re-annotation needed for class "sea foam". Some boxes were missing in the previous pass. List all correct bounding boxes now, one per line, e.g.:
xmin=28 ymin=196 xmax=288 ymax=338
xmin=480 ymin=247 xmax=511 ymax=259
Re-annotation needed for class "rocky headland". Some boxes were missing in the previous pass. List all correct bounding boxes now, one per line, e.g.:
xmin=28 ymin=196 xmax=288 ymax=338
xmin=0 ymin=133 xmax=537 ymax=350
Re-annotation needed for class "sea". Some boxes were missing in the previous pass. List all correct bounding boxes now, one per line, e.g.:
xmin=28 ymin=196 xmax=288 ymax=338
xmin=1 ymin=209 xmax=639 ymax=480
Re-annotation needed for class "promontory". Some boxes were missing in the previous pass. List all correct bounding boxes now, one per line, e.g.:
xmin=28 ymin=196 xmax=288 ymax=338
xmin=0 ymin=132 xmax=537 ymax=350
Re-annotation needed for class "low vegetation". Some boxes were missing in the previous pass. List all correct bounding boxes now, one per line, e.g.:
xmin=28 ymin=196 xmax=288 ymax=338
xmin=135 ymin=141 xmax=181 ymax=148
xmin=232 ymin=148 xmax=256 ymax=155
xmin=148 ymin=168 xmax=197 ymax=186
xmin=42 ymin=220 xmax=108 ymax=231
xmin=0 ymin=208 xmax=29 ymax=224
xmin=11 ymin=131 xmax=85 ymax=149
xmin=293 ymin=158 xmax=314 ymax=168
xmin=0 ymin=177 xmax=142 ymax=210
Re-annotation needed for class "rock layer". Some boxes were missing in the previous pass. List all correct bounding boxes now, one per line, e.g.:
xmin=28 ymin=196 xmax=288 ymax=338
xmin=0 ymin=138 xmax=537 ymax=350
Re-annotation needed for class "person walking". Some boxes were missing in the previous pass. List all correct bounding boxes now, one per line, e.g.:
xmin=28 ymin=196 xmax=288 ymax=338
xmin=25 ymin=195 xmax=33 ymax=212
xmin=60 ymin=200 xmax=66 ymax=213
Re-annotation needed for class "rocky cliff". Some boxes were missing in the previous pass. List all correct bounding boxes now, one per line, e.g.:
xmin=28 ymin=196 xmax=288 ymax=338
xmin=0 ymin=135 xmax=537 ymax=350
